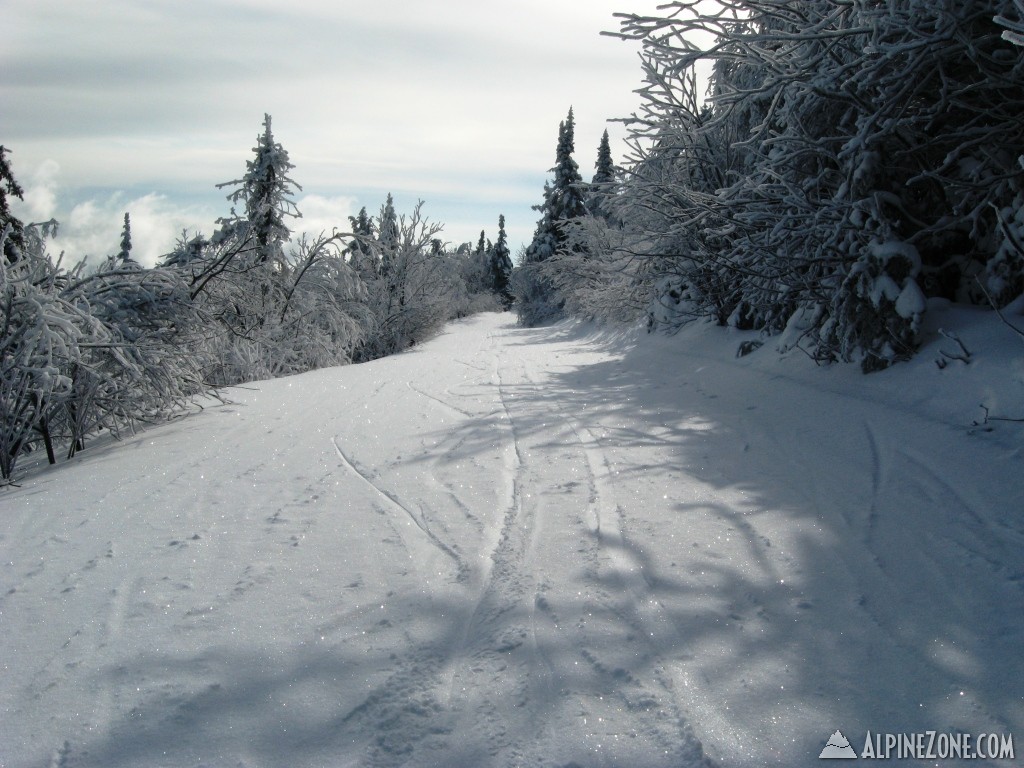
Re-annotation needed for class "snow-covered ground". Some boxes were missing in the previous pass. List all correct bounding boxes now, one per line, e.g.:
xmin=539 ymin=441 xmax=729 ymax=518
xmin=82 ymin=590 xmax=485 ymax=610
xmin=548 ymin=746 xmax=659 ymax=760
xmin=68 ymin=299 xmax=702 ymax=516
xmin=2 ymin=308 xmax=1022 ymax=768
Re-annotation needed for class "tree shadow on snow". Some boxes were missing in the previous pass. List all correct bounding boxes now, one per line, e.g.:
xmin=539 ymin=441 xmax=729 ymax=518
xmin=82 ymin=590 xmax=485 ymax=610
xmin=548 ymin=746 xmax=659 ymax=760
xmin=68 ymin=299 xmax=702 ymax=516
xmin=404 ymin=318 xmax=1024 ymax=763
xmin=60 ymin=319 xmax=1024 ymax=767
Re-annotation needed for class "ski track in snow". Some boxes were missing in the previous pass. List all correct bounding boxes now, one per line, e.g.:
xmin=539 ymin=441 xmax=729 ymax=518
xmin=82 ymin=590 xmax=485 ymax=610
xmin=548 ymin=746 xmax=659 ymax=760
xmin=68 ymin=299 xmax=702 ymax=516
xmin=331 ymin=434 xmax=461 ymax=570
xmin=1 ymin=311 xmax=1021 ymax=768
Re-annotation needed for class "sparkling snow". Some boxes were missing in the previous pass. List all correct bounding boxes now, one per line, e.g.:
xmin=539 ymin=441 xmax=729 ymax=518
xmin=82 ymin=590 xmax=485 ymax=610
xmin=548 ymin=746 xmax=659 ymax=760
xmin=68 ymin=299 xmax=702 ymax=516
xmin=1 ymin=309 xmax=1022 ymax=767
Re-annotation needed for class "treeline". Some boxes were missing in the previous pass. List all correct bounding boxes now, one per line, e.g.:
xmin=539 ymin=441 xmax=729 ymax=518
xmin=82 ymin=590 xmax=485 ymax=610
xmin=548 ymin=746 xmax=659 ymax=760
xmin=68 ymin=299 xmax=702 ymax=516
xmin=515 ymin=0 xmax=1024 ymax=372
xmin=0 ymin=115 xmax=513 ymax=482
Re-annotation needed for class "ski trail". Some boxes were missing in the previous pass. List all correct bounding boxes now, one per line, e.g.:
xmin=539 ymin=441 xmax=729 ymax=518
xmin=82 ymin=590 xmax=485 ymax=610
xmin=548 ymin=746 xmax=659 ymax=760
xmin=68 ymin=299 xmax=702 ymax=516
xmin=524 ymin=367 xmax=658 ymax=601
xmin=405 ymin=381 xmax=478 ymax=419
xmin=91 ymin=573 xmax=133 ymax=732
xmin=436 ymin=346 xmax=542 ymax=755
xmin=471 ymin=340 xmax=701 ymax=766
xmin=331 ymin=436 xmax=460 ymax=567
xmin=864 ymin=421 xmax=884 ymax=546
xmin=563 ymin=410 xmax=685 ymax=647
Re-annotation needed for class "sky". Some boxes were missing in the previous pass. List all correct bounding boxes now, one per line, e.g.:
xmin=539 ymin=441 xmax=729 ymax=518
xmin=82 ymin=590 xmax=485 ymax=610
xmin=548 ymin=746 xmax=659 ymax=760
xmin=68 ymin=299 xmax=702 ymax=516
xmin=2 ymin=0 xmax=662 ymax=266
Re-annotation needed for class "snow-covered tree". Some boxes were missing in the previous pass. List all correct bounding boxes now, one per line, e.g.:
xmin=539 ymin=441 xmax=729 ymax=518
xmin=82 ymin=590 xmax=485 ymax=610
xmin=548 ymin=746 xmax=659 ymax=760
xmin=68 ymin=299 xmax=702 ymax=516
xmin=462 ymin=229 xmax=492 ymax=296
xmin=490 ymin=214 xmax=514 ymax=309
xmin=354 ymin=201 xmax=467 ymax=360
xmin=163 ymin=116 xmax=365 ymax=385
xmin=216 ymin=114 xmax=301 ymax=268
xmin=1 ymin=224 xmax=92 ymax=478
xmin=160 ymin=231 xmax=208 ymax=272
xmin=378 ymin=193 xmax=399 ymax=278
xmin=607 ymin=0 xmax=1024 ymax=370
xmin=587 ymin=129 xmax=616 ymax=219
xmin=118 ymin=213 xmax=133 ymax=263
xmin=0 ymin=146 xmax=26 ymax=264
xmin=524 ymin=107 xmax=587 ymax=266
xmin=346 ymin=206 xmax=378 ymax=279
xmin=514 ymin=108 xmax=589 ymax=326
xmin=60 ymin=255 xmax=201 ymax=457
xmin=1 ymin=214 xmax=204 ymax=481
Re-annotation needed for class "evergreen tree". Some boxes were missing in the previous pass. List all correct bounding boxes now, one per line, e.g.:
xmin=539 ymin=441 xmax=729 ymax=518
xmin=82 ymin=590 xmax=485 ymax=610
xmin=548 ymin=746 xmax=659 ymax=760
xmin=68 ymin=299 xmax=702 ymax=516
xmin=117 ymin=212 xmax=138 ymax=267
xmin=490 ymin=214 xmax=514 ymax=308
xmin=460 ymin=229 xmax=493 ymax=296
xmin=524 ymin=107 xmax=587 ymax=265
xmin=514 ymin=108 xmax=588 ymax=325
xmin=346 ymin=206 xmax=378 ymax=279
xmin=118 ymin=213 xmax=132 ymax=260
xmin=0 ymin=146 xmax=26 ymax=264
xmin=587 ymin=129 xmax=616 ymax=219
xmin=216 ymin=113 xmax=301 ymax=267
xmin=160 ymin=232 xmax=208 ymax=272
xmin=379 ymin=193 xmax=399 ymax=277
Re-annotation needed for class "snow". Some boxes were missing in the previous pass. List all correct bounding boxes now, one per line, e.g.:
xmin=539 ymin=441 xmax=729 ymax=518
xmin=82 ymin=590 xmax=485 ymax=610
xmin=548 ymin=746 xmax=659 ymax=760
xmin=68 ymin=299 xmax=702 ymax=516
xmin=895 ymin=279 xmax=927 ymax=319
xmin=870 ymin=239 xmax=922 ymax=276
xmin=2 ymin=308 xmax=1022 ymax=767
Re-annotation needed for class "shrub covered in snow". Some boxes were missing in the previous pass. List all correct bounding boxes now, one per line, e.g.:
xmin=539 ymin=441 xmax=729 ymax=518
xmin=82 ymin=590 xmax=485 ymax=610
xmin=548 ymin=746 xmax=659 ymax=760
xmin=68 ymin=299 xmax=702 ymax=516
xmin=1 ymin=221 xmax=203 ymax=481
xmin=600 ymin=0 xmax=1024 ymax=369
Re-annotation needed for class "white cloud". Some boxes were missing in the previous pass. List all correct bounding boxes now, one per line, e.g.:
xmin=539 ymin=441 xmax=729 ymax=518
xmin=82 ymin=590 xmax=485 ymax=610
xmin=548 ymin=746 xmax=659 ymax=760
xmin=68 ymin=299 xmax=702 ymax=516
xmin=20 ymin=159 xmax=61 ymax=221
xmin=293 ymin=193 xmax=359 ymax=241
xmin=9 ymin=171 xmax=220 ymax=269
xmin=2 ymin=0 xmax=663 ymax=254
xmin=59 ymin=192 xmax=216 ymax=268
xmin=12 ymin=162 xmax=362 ymax=267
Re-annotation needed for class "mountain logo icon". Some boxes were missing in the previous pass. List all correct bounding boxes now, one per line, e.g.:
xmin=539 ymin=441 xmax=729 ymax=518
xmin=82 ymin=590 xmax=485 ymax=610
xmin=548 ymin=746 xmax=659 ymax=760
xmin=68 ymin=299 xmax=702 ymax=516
xmin=819 ymin=730 xmax=858 ymax=759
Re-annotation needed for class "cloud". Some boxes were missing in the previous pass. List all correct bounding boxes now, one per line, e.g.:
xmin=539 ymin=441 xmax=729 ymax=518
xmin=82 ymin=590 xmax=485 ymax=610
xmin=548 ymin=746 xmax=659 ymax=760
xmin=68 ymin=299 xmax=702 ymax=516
xmin=292 ymin=193 xmax=359 ymax=240
xmin=10 ymin=161 xmax=364 ymax=267
xmin=20 ymin=159 xmax=61 ymax=221
xmin=2 ymin=0 xmax=661 ymax=256
xmin=60 ymin=192 xmax=217 ymax=268
xmin=49 ymin=192 xmax=361 ymax=268
xmin=10 ymin=164 xmax=220 ymax=268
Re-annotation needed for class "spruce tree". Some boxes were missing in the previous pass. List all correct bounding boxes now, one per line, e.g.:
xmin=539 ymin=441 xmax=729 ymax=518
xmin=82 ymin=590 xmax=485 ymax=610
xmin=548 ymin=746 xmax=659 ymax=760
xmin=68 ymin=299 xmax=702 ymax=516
xmin=514 ymin=108 xmax=588 ymax=325
xmin=587 ymin=129 xmax=615 ymax=218
xmin=491 ymin=214 xmax=513 ymax=308
xmin=551 ymin=107 xmax=587 ymax=224
xmin=216 ymin=114 xmax=301 ymax=267
xmin=118 ymin=213 xmax=135 ymax=264
xmin=160 ymin=232 xmax=208 ymax=271
xmin=0 ymin=146 xmax=26 ymax=264
xmin=463 ymin=229 xmax=493 ymax=296
xmin=346 ymin=206 xmax=377 ymax=279
xmin=524 ymin=107 xmax=587 ymax=265
xmin=379 ymin=193 xmax=399 ymax=277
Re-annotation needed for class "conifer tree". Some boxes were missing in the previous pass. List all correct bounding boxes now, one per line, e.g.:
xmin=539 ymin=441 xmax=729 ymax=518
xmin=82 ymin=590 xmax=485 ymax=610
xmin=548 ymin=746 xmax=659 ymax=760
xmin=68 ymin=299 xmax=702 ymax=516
xmin=461 ymin=229 xmax=493 ymax=296
xmin=118 ymin=213 xmax=135 ymax=265
xmin=514 ymin=108 xmax=588 ymax=325
xmin=379 ymin=193 xmax=399 ymax=277
xmin=216 ymin=113 xmax=301 ymax=267
xmin=524 ymin=107 xmax=587 ymax=265
xmin=491 ymin=214 xmax=513 ymax=308
xmin=346 ymin=206 xmax=378 ymax=279
xmin=118 ymin=213 xmax=131 ymax=260
xmin=587 ymin=129 xmax=616 ymax=219
xmin=0 ymin=146 xmax=26 ymax=264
